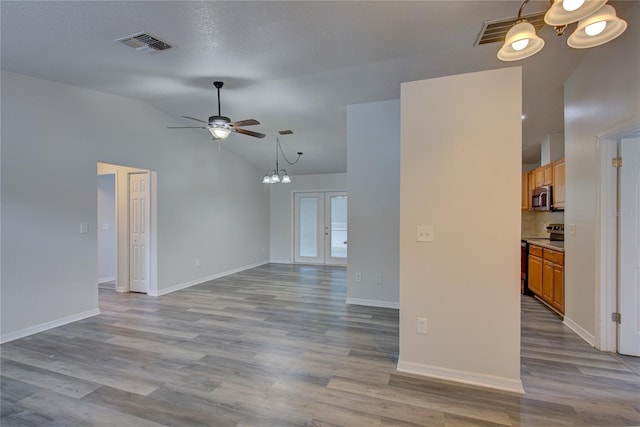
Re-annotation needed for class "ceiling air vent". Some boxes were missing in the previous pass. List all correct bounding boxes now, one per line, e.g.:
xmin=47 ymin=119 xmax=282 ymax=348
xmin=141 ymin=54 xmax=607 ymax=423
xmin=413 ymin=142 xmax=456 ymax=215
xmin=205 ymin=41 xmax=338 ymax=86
xmin=115 ymin=32 xmax=172 ymax=54
xmin=278 ymin=130 xmax=294 ymax=135
xmin=475 ymin=11 xmax=546 ymax=46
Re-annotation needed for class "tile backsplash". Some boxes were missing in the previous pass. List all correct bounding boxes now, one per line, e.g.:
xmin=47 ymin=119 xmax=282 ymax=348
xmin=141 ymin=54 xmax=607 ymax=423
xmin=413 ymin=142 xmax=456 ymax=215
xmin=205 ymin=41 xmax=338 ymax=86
xmin=522 ymin=210 xmax=564 ymax=237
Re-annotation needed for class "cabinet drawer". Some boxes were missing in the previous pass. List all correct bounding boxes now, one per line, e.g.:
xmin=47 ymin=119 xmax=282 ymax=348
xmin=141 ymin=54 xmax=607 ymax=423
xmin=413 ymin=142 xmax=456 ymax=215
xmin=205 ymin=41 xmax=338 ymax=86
xmin=529 ymin=245 xmax=543 ymax=257
xmin=543 ymin=249 xmax=564 ymax=265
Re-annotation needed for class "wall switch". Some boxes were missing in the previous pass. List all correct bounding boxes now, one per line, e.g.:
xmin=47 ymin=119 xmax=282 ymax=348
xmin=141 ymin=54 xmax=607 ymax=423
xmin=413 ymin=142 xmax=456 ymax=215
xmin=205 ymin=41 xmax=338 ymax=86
xmin=101 ymin=223 xmax=110 ymax=230
xmin=416 ymin=226 xmax=433 ymax=242
xmin=80 ymin=223 xmax=88 ymax=234
xmin=376 ymin=274 xmax=383 ymax=285
xmin=195 ymin=258 xmax=201 ymax=267
xmin=568 ymin=224 xmax=576 ymax=235
xmin=355 ymin=272 xmax=362 ymax=282
xmin=417 ymin=317 xmax=428 ymax=334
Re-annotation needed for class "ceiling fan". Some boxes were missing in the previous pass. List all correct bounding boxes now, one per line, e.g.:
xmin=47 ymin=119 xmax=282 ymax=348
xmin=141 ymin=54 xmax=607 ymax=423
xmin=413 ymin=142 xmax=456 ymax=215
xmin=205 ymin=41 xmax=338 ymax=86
xmin=168 ymin=81 xmax=265 ymax=140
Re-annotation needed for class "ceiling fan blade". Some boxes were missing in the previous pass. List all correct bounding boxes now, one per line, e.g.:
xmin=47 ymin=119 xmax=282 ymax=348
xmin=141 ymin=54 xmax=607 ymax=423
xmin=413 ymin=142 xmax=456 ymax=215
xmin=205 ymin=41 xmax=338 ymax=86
xmin=181 ymin=115 xmax=209 ymax=124
xmin=229 ymin=119 xmax=260 ymax=127
xmin=234 ymin=128 xmax=266 ymax=138
xmin=167 ymin=126 xmax=207 ymax=129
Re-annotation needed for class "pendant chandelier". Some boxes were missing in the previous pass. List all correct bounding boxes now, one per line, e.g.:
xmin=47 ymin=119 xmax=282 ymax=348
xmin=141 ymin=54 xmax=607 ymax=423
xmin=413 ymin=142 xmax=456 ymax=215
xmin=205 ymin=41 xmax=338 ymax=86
xmin=262 ymin=137 xmax=303 ymax=184
xmin=497 ymin=0 xmax=627 ymax=62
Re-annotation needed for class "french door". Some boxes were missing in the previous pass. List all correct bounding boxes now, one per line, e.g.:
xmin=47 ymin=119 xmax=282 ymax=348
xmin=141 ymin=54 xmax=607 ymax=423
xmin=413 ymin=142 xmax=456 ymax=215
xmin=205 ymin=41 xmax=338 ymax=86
xmin=294 ymin=191 xmax=347 ymax=266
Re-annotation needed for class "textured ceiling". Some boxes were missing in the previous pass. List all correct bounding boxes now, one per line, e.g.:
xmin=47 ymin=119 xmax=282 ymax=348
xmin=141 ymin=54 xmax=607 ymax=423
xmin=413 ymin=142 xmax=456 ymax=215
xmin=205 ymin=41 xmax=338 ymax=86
xmin=2 ymin=1 xmax=634 ymax=173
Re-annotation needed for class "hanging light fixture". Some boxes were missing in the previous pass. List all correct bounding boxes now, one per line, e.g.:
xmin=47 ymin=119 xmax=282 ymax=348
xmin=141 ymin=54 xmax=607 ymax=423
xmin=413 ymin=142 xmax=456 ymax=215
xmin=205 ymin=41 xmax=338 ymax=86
xmin=495 ymin=0 xmax=627 ymax=62
xmin=567 ymin=4 xmax=627 ymax=48
xmin=262 ymin=137 xmax=302 ymax=184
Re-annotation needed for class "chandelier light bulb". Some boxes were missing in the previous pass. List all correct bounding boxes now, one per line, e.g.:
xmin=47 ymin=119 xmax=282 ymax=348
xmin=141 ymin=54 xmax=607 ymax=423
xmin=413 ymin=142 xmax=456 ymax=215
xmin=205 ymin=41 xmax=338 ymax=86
xmin=271 ymin=173 xmax=280 ymax=183
xmin=512 ymin=38 xmax=529 ymax=51
xmin=281 ymin=173 xmax=291 ymax=184
xmin=262 ymin=175 xmax=271 ymax=184
xmin=562 ymin=0 xmax=585 ymax=12
xmin=585 ymin=20 xmax=606 ymax=36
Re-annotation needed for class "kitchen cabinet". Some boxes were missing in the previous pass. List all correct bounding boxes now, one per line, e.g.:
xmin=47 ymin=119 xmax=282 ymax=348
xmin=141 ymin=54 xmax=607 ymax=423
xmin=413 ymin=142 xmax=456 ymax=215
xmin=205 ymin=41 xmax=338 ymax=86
xmin=522 ymin=172 xmax=529 ymax=210
xmin=552 ymin=159 xmax=565 ymax=210
xmin=528 ymin=243 xmax=564 ymax=314
xmin=527 ymin=245 xmax=543 ymax=296
xmin=525 ymin=158 xmax=565 ymax=211
xmin=528 ymin=170 xmax=536 ymax=210
xmin=535 ymin=164 xmax=552 ymax=187
xmin=542 ymin=248 xmax=564 ymax=313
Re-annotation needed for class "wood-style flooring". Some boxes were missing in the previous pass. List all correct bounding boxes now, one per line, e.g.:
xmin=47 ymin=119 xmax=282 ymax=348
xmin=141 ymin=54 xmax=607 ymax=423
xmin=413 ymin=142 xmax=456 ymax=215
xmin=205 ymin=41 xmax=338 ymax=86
xmin=2 ymin=264 xmax=639 ymax=426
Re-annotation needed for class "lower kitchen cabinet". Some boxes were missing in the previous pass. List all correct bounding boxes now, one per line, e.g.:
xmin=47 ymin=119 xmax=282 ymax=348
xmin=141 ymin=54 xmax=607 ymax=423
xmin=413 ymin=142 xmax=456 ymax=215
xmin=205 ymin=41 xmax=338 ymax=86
xmin=528 ymin=244 xmax=564 ymax=314
xmin=527 ymin=246 xmax=543 ymax=296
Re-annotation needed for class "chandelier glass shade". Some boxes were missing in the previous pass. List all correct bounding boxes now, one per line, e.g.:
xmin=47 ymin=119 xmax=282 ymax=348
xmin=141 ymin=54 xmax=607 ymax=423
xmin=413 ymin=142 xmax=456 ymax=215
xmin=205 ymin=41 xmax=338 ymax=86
xmin=497 ymin=0 xmax=627 ymax=62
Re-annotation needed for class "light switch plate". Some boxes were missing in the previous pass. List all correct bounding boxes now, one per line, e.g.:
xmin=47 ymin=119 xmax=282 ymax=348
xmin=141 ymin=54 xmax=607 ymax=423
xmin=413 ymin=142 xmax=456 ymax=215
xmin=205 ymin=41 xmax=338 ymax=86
xmin=417 ymin=226 xmax=433 ymax=242
xmin=80 ymin=223 xmax=88 ymax=234
xmin=568 ymin=223 xmax=576 ymax=235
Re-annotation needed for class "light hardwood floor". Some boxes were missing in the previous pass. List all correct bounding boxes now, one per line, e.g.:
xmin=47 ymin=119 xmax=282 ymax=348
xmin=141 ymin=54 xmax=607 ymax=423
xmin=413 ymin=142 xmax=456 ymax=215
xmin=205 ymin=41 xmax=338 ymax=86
xmin=2 ymin=264 xmax=639 ymax=426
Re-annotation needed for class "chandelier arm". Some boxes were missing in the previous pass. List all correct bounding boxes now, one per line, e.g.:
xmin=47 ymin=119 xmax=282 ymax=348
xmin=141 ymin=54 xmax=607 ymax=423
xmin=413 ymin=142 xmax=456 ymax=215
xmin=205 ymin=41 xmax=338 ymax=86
xmin=517 ymin=0 xmax=531 ymax=19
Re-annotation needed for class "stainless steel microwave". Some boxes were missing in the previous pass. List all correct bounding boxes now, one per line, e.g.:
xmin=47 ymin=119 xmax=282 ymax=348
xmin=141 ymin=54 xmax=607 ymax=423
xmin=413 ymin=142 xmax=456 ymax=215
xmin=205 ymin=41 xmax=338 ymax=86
xmin=532 ymin=185 xmax=552 ymax=211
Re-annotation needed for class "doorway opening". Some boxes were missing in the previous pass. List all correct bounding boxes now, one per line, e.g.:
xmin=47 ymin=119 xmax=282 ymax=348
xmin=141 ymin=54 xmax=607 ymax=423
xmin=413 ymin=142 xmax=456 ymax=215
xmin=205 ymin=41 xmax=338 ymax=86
xmin=97 ymin=162 xmax=158 ymax=295
xmin=294 ymin=191 xmax=347 ymax=266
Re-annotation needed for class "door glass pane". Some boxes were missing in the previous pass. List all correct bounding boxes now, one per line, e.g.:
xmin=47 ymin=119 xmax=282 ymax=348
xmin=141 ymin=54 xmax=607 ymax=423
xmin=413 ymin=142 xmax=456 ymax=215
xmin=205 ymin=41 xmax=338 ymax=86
xmin=299 ymin=198 xmax=318 ymax=257
xmin=330 ymin=196 xmax=347 ymax=258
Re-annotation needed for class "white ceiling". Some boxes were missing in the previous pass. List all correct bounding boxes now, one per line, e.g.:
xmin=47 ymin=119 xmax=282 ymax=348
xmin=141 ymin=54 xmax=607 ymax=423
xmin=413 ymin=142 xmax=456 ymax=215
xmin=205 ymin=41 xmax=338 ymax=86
xmin=1 ymin=1 xmax=635 ymax=174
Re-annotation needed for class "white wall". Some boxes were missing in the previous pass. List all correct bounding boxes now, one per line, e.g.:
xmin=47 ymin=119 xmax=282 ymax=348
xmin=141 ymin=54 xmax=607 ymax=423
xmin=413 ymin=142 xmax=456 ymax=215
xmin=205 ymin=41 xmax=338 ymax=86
xmin=398 ymin=68 xmax=522 ymax=393
xmin=563 ymin=3 xmax=640 ymax=343
xmin=1 ymin=71 xmax=270 ymax=341
xmin=97 ymin=173 xmax=116 ymax=282
xmin=346 ymin=100 xmax=400 ymax=308
xmin=269 ymin=173 xmax=346 ymax=263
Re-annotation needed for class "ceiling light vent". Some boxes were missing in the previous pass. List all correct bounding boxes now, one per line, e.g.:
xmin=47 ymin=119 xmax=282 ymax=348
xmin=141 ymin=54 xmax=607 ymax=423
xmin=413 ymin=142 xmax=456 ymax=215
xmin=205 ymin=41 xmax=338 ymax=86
xmin=115 ymin=32 xmax=172 ymax=54
xmin=475 ymin=11 xmax=546 ymax=46
xmin=278 ymin=130 xmax=294 ymax=135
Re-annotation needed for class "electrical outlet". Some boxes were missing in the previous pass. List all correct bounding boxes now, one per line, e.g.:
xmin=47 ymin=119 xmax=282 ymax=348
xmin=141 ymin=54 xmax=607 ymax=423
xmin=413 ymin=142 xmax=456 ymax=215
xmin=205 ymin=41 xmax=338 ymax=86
xmin=416 ymin=226 xmax=433 ymax=242
xmin=355 ymin=272 xmax=362 ymax=282
xmin=417 ymin=317 xmax=428 ymax=334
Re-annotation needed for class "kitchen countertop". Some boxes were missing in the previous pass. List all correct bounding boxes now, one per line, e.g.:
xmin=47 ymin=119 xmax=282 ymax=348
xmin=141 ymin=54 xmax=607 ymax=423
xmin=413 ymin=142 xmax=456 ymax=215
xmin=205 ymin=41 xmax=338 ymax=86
xmin=522 ymin=238 xmax=564 ymax=252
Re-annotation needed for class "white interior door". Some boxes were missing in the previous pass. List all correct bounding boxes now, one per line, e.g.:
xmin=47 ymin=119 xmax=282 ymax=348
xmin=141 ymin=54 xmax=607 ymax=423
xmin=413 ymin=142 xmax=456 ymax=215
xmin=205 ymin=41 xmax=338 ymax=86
xmin=129 ymin=172 xmax=150 ymax=293
xmin=294 ymin=191 xmax=347 ymax=265
xmin=619 ymin=137 xmax=640 ymax=356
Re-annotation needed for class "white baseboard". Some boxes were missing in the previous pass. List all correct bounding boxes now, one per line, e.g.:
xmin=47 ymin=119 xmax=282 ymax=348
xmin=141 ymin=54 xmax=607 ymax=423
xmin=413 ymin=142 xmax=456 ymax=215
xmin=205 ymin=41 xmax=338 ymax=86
xmin=149 ymin=260 xmax=269 ymax=297
xmin=0 ymin=308 xmax=101 ymax=344
xmin=270 ymin=259 xmax=293 ymax=264
xmin=396 ymin=360 xmax=525 ymax=394
xmin=97 ymin=275 xmax=116 ymax=284
xmin=345 ymin=297 xmax=399 ymax=309
xmin=563 ymin=316 xmax=596 ymax=347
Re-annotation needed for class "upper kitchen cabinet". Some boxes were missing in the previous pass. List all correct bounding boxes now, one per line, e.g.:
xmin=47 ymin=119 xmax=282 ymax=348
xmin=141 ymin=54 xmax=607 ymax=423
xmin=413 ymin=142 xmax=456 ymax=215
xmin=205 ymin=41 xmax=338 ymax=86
xmin=535 ymin=164 xmax=553 ymax=187
xmin=522 ymin=172 xmax=529 ymax=210
xmin=552 ymin=159 xmax=565 ymax=210
xmin=524 ymin=158 xmax=565 ymax=211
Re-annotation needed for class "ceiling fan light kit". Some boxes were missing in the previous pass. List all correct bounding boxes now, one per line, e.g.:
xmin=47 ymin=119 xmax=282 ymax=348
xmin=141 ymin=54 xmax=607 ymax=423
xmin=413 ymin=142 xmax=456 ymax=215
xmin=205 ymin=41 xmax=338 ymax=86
xmin=496 ymin=0 xmax=627 ymax=62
